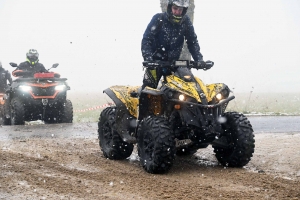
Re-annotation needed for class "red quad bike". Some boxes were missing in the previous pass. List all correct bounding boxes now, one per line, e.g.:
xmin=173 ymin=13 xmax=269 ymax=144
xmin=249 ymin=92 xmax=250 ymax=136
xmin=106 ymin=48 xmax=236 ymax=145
xmin=98 ymin=60 xmax=255 ymax=174
xmin=1 ymin=62 xmax=73 ymax=125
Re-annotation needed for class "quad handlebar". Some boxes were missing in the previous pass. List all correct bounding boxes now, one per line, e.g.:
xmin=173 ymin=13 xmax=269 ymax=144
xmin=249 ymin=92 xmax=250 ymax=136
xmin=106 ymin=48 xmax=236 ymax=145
xmin=142 ymin=60 xmax=214 ymax=70
xmin=10 ymin=62 xmax=61 ymax=78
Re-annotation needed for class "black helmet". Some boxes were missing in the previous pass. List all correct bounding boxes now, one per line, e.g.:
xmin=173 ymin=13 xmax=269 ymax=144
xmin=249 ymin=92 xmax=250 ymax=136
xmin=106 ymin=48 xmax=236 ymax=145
xmin=167 ymin=0 xmax=189 ymax=24
xmin=26 ymin=49 xmax=39 ymax=65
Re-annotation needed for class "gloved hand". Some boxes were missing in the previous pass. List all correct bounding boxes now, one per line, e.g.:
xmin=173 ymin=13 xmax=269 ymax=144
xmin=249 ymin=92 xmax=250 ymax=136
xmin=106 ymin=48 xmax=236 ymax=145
xmin=143 ymin=56 xmax=156 ymax=70
xmin=204 ymin=60 xmax=214 ymax=70
xmin=195 ymin=60 xmax=206 ymax=70
xmin=146 ymin=63 xmax=157 ymax=70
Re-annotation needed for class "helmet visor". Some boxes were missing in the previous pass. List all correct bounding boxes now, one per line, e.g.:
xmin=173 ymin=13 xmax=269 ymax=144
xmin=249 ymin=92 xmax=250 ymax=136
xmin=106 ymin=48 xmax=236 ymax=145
xmin=173 ymin=0 xmax=189 ymax=8
xmin=27 ymin=53 xmax=39 ymax=61
xmin=172 ymin=4 xmax=184 ymax=12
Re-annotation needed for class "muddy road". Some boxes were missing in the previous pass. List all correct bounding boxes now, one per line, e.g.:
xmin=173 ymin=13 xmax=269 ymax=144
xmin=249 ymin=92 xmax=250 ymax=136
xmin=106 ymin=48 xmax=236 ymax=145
xmin=0 ymin=117 xmax=300 ymax=199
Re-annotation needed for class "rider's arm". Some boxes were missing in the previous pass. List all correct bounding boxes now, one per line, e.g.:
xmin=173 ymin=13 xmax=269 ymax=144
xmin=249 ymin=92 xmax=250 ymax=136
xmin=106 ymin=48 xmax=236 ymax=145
xmin=141 ymin=13 xmax=162 ymax=61
xmin=38 ymin=63 xmax=48 ymax=73
xmin=184 ymin=17 xmax=203 ymax=62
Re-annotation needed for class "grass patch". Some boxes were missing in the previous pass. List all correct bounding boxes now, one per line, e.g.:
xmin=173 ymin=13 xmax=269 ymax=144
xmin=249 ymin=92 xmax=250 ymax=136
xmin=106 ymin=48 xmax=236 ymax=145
xmin=227 ymin=92 xmax=300 ymax=116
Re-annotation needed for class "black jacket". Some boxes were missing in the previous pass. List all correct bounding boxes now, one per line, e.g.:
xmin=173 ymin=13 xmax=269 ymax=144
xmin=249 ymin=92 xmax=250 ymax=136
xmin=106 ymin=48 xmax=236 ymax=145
xmin=0 ymin=67 xmax=12 ymax=92
xmin=13 ymin=61 xmax=47 ymax=78
xmin=141 ymin=12 xmax=203 ymax=62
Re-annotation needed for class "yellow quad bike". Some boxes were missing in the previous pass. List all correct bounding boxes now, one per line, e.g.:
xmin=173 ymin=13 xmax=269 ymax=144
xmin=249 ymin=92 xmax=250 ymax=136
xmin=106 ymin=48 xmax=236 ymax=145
xmin=98 ymin=60 xmax=255 ymax=174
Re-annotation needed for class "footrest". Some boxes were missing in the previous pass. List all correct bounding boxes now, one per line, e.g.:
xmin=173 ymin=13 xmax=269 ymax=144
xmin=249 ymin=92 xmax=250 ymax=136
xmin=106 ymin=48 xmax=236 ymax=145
xmin=120 ymin=131 xmax=137 ymax=144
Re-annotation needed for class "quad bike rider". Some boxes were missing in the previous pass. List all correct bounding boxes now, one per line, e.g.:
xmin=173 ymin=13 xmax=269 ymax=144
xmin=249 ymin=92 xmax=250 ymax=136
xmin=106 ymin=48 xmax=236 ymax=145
xmin=1 ymin=50 xmax=73 ymax=125
xmin=0 ymin=61 xmax=12 ymax=120
xmin=98 ymin=60 xmax=255 ymax=174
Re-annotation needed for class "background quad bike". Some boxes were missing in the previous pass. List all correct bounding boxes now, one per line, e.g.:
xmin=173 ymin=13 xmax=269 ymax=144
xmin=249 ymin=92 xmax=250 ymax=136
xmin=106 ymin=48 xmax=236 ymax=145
xmin=1 ymin=63 xmax=73 ymax=125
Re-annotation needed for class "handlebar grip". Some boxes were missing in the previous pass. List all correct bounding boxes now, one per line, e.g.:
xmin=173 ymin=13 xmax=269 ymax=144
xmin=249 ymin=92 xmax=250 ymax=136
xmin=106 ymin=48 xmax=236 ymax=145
xmin=143 ymin=61 xmax=160 ymax=67
xmin=205 ymin=61 xmax=214 ymax=69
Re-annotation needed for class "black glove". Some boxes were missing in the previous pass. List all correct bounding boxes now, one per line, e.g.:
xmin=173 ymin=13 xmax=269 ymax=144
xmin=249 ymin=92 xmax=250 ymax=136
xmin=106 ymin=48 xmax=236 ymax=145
xmin=204 ymin=60 xmax=214 ymax=70
xmin=146 ymin=63 xmax=157 ymax=70
xmin=143 ymin=56 xmax=156 ymax=70
xmin=195 ymin=60 xmax=206 ymax=70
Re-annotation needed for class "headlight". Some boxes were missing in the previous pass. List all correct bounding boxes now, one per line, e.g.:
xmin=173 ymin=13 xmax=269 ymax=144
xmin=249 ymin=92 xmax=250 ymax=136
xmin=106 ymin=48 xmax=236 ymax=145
xmin=19 ymin=85 xmax=32 ymax=92
xmin=216 ymin=93 xmax=222 ymax=100
xmin=183 ymin=75 xmax=192 ymax=82
xmin=55 ymin=85 xmax=66 ymax=91
xmin=179 ymin=94 xmax=185 ymax=101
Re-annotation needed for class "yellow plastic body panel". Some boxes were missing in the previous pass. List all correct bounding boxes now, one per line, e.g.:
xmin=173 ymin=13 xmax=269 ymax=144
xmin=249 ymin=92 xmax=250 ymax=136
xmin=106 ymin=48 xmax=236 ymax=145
xmin=165 ymin=75 xmax=214 ymax=103
xmin=206 ymin=83 xmax=228 ymax=100
xmin=109 ymin=85 xmax=139 ymax=117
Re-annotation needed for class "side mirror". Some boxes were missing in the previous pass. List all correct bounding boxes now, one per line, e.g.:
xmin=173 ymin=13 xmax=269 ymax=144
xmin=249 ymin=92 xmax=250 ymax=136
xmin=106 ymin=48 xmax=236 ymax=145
xmin=52 ymin=63 xmax=59 ymax=68
xmin=9 ymin=62 xmax=18 ymax=67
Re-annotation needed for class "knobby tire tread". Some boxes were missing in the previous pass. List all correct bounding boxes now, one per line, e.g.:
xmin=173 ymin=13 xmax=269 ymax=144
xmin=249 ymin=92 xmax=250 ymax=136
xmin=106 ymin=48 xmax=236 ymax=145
xmin=137 ymin=116 xmax=176 ymax=174
xmin=98 ymin=107 xmax=133 ymax=160
xmin=213 ymin=112 xmax=255 ymax=167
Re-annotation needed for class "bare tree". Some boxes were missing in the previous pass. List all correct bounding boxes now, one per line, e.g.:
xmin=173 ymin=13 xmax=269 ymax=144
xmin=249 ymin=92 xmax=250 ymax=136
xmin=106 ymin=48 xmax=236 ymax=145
xmin=160 ymin=0 xmax=195 ymax=60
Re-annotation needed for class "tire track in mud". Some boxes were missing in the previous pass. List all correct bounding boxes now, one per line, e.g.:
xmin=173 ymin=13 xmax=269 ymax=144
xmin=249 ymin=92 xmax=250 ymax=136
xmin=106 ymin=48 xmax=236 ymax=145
xmin=1 ymin=138 xmax=300 ymax=199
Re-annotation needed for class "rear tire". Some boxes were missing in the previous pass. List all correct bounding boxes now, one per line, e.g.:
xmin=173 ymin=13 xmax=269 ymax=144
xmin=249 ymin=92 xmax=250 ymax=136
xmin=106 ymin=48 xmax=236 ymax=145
xmin=98 ymin=107 xmax=134 ymax=160
xmin=10 ymin=97 xmax=25 ymax=125
xmin=137 ymin=116 xmax=175 ymax=174
xmin=213 ymin=112 xmax=255 ymax=167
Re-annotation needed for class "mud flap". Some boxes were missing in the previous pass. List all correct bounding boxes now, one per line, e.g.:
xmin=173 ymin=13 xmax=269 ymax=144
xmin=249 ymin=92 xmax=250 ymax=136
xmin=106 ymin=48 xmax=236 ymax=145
xmin=104 ymin=88 xmax=137 ymax=143
xmin=115 ymin=109 xmax=137 ymax=143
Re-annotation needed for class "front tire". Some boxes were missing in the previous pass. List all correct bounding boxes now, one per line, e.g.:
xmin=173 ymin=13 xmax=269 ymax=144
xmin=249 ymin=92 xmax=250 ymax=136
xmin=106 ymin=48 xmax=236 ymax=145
xmin=213 ymin=112 xmax=255 ymax=167
xmin=0 ymin=105 xmax=4 ymax=125
xmin=10 ymin=97 xmax=25 ymax=125
xmin=59 ymin=99 xmax=73 ymax=123
xmin=137 ymin=116 xmax=175 ymax=174
xmin=1 ymin=101 xmax=11 ymax=125
xmin=98 ymin=107 xmax=134 ymax=160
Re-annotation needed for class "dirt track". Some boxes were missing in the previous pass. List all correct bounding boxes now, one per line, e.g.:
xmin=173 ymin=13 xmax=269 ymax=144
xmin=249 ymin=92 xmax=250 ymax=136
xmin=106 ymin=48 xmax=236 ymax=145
xmin=0 ymin=124 xmax=300 ymax=199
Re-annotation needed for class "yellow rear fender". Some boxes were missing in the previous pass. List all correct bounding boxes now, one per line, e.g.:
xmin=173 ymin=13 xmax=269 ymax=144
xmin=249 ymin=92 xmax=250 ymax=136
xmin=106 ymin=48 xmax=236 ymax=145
xmin=103 ymin=86 xmax=139 ymax=117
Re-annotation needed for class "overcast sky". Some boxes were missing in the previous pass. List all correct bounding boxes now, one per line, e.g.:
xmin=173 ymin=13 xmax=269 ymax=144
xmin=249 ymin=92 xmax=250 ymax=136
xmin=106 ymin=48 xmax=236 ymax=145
xmin=0 ymin=0 xmax=299 ymax=93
